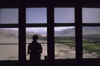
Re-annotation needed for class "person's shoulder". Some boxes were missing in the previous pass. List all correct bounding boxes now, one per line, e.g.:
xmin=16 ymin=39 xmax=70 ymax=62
xmin=37 ymin=42 xmax=41 ymax=44
xmin=29 ymin=43 xmax=32 ymax=46
xmin=37 ymin=42 xmax=41 ymax=45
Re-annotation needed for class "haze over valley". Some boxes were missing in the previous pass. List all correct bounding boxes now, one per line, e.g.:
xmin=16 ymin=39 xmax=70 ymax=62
xmin=0 ymin=27 xmax=100 ymax=38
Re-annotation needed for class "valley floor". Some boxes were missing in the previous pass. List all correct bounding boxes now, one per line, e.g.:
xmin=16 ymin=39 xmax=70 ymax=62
xmin=0 ymin=39 xmax=100 ymax=60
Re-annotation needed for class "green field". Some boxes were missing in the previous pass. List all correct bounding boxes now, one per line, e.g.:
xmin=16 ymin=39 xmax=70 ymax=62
xmin=38 ymin=36 xmax=100 ymax=58
xmin=55 ymin=36 xmax=100 ymax=57
xmin=38 ymin=36 xmax=100 ymax=55
xmin=0 ymin=36 xmax=100 ymax=60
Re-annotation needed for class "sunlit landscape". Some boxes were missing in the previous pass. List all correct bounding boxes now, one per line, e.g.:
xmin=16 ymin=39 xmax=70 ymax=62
xmin=0 ymin=27 xmax=100 ymax=60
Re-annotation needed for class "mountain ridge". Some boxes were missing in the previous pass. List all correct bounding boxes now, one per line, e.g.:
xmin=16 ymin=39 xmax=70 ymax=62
xmin=0 ymin=27 xmax=100 ymax=38
xmin=55 ymin=27 xmax=100 ymax=37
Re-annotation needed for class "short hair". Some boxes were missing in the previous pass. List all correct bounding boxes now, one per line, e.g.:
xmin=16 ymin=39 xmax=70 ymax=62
xmin=32 ymin=35 xmax=39 ymax=40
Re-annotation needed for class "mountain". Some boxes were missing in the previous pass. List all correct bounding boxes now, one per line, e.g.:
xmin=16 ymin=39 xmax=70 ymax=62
xmin=55 ymin=28 xmax=75 ymax=36
xmin=0 ymin=29 xmax=42 ymax=39
xmin=0 ymin=27 xmax=100 ymax=38
xmin=83 ymin=27 xmax=100 ymax=35
xmin=0 ymin=29 xmax=18 ymax=38
xmin=82 ymin=27 xmax=100 ymax=37
xmin=55 ymin=27 xmax=100 ymax=37
xmin=26 ymin=31 xmax=42 ymax=39
xmin=37 ymin=31 xmax=47 ymax=36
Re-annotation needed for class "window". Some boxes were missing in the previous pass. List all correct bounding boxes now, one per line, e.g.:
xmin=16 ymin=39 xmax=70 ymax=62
xmin=82 ymin=8 xmax=100 ymax=23
xmin=0 ymin=28 xmax=18 ymax=60
xmin=55 ymin=27 xmax=75 ymax=59
xmin=54 ymin=8 xmax=75 ymax=23
xmin=54 ymin=7 xmax=75 ymax=59
xmin=26 ymin=8 xmax=47 ymax=23
xmin=82 ymin=8 xmax=100 ymax=58
xmin=83 ymin=26 xmax=100 ymax=58
xmin=26 ymin=7 xmax=47 ymax=60
xmin=0 ymin=1 xmax=100 ymax=65
xmin=0 ymin=8 xmax=18 ymax=24
xmin=26 ymin=27 xmax=47 ymax=60
xmin=0 ymin=8 xmax=18 ymax=61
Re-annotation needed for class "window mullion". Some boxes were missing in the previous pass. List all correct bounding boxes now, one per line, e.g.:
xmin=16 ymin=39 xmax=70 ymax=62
xmin=75 ymin=0 xmax=82 ymax=61
xmin=19 ymin=3 xmax=26 ymax=66
xmin=47 ymin=0 xmax=54 ymax=64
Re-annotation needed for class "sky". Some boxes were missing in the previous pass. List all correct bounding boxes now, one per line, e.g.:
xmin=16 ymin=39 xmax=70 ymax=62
xmin=0 ymin=8 xmax=100 ymax=31
xmin=0 ymin=8 xmax=18 ymax=24
xmin=83 ymin=8 xmax=100 ymax=23
xmin=26 ymin=8 xmax=47 ymax=23
xmin=55 ymin=8 xmax=74 ymax=23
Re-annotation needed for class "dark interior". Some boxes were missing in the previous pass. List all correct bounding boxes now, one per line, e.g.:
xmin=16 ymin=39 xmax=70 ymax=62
xmin=0 ymin=0 xmax=100 ymax=66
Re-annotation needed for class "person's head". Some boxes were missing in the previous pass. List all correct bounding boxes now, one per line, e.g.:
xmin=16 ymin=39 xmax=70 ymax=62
xmin=32 ymin=35 xmax=39 ymax=41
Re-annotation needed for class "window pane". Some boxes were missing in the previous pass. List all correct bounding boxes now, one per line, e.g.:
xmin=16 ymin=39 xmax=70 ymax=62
xmin=0 ymin=8 xmax=18 ymax=24
xmin=0 ymin=28 xmax=18 ymax=60
xmin=26 ymin=8 xmax=47 ymax=23
xmin=26 ymin=27 xmax=47 ymax=60
xmin=83 ymin=27 xmax=100 ymax=58
xmin=54 ymin=8 xmax=75 ymax=23
xmin=82 ymin=8 xmax=100 ymax=23
xmin=55 ymin=27 xmax=75 ymax=59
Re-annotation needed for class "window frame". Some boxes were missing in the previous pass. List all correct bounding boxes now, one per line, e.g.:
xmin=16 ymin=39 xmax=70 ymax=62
xmin=0 ymin=7 xmax=19 ymax=61
xmin=82 ymin=7 xmax=100 ymax=59
xmin=0 ymin=0 xmax=100 ymax=64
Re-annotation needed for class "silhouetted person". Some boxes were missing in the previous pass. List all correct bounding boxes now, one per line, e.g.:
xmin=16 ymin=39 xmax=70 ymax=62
xmin=27 ymin=35 xmax=42 ymax=66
